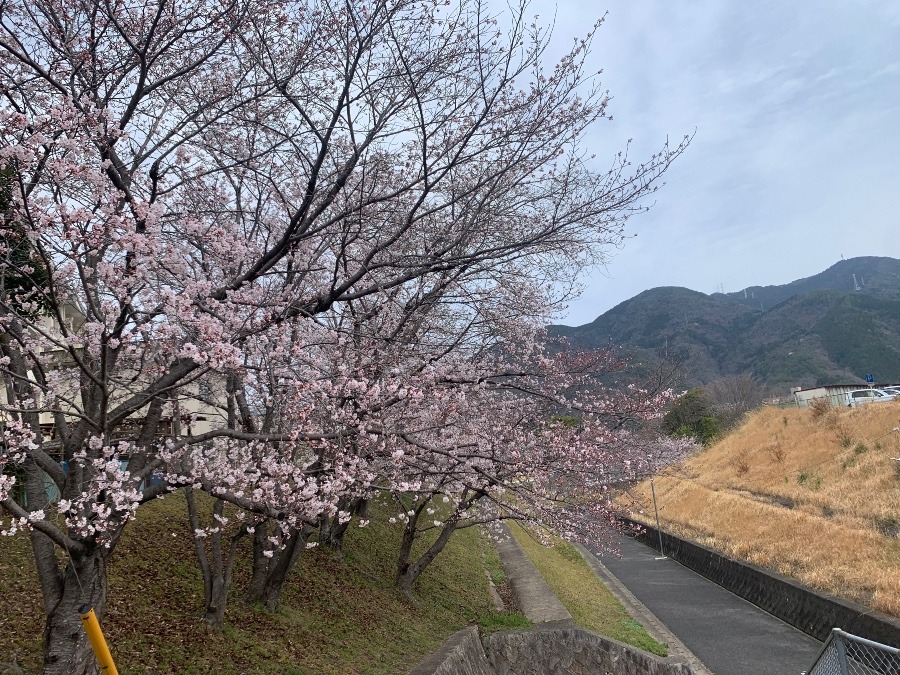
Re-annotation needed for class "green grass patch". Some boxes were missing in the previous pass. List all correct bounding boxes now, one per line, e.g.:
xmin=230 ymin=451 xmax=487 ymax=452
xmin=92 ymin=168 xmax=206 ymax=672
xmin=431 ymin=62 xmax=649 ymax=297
xmin=0 ymin=493 xmax=505 ymax=674
xmin=477 ymin=611 xmax=531 ymax=633
xmin=481 ymin=533 xmax=506 ymax=585
xmin=508 ymin=522 xmax=668 ymax=657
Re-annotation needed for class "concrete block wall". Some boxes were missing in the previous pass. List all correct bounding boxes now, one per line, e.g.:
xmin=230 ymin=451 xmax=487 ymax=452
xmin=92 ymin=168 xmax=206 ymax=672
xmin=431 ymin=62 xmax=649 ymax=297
xmin=408 ymin=626 xmax=494 ymax=675
xmin=482 ymin=622 xmax=695 ymax=675
xmin=409 ymin=623 xmax=696 ymax=675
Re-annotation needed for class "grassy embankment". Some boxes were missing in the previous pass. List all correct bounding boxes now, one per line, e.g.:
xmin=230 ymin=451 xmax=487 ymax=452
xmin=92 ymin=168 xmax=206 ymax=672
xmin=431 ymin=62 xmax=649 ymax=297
xmin=621 ymin=403 xmax=900 ymax=617
xmin=0 ymin=492 xmax=510 ymax=674
xmin=1 ymin=493 xmax=672 ymax=673
xmin=507 ymin=521 xmax=668 ymax=656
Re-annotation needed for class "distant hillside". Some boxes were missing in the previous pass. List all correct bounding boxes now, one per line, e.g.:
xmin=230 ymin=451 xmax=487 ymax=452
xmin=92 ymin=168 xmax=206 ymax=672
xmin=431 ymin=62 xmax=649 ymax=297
xmin=553 ymin=288 xmax=755 ymax=384
xmin=715 ymin=256 xmax=900 ymax=310
xmin=552 ymin=257 xmax=900 ymax=391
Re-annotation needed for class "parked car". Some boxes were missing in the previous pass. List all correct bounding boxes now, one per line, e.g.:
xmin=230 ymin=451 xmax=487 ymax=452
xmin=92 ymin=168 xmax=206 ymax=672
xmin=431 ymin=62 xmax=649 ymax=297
xmin=881 ymin=386 xmax=900 ymax=397
xmin=846 ymin=388 xmax=897 ymax=407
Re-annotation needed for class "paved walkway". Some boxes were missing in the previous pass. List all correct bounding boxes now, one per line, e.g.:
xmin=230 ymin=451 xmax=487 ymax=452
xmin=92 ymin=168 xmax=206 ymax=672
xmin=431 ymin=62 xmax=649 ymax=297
xmin=496 ymin=525 xmax=573 ymax=623
xmin=577 ymin=543 xmax=712 ymax=675
xmin=589 ymin=533 xmax=824 ymax=675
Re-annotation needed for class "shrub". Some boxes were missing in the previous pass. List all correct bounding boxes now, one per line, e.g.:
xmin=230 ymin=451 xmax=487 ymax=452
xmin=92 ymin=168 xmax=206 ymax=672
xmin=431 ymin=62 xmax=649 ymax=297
xmin=809 ymin=397 xmax=832 ymax=420
xmin=875 ymin=517 xmax=899 ymax=538
xmin=798 ymin=472 xmax=822 ymax=489
xmin=770 ymin=443 xmax=785 ymax=463
xmin=662 ymin=389 xmax=721 ymax=445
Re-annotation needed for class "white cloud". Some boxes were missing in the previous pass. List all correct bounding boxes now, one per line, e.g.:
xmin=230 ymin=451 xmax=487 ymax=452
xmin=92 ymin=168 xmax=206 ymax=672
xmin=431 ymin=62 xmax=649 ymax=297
xmin=527 ymin=0 xmax=900 ymax=324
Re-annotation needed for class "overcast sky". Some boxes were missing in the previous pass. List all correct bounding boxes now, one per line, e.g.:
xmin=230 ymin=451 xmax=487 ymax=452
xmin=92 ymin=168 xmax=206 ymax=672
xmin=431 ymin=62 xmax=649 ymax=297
xmin=536 ymin=1 xmax=900 ymax=325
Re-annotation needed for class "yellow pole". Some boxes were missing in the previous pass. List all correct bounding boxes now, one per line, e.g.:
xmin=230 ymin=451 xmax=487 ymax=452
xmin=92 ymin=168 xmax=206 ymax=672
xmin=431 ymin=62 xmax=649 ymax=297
xmin=78 ymin=605 xmax=119 ymax=675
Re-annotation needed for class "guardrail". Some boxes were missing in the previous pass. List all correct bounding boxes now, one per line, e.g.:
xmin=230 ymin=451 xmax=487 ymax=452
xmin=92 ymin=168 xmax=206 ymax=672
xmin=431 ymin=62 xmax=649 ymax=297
xmin=807 ymin=628 xmax=900 ymax=674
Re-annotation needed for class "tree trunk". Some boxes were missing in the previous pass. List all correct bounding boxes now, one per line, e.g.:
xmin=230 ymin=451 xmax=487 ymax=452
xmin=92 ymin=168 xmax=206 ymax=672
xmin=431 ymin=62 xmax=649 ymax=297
xmin=41 ymin=546 xmax=108 ymax=675
xmin=202 ymin=536 xmax=242 ymax=630
xmin=244 ymin=525 xmax=309 ymax=611
xmin=259 ymin=527 xmax=306 ymax=611
xmin=203 ymin=580 xmax=227 ymax=629
xmin=395 ymin=490 xmax=482 ymax=598
xmin=395 ymin=512 xmax=419 ymax=590
xmin=320 ymin=497 xmax=367 ymax=551
xmin=185 ymin=490 xmax=245 ymax=630
xmin=243 ymin=521 xmax=271 ymax=605
xmin=396 ymin=519 xmax=460 ymax=600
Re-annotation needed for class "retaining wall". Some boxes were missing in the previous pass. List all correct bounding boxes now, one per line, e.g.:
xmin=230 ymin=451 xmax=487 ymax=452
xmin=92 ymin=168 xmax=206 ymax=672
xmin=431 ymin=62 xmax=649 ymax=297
xmin=621 ymin=516 xmax=900 ymax=647
xmin=409 ymin=622 xmax=696 ymax=675
xmin=408 ymin=626 xmax=494 ymax=675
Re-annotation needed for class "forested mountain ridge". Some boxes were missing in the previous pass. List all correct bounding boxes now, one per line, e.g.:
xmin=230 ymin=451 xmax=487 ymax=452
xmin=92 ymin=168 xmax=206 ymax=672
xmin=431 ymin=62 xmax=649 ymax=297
xmin=552 ymin=257 xmax=900 ymax=390
xmin=715 ymin=256 xmax=900 ymax=310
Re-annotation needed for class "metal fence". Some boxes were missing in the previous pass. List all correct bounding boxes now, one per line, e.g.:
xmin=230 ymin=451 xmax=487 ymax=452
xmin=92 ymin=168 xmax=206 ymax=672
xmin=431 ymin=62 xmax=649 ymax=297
xmin=806 ymin=628 xmax=900 ymax=675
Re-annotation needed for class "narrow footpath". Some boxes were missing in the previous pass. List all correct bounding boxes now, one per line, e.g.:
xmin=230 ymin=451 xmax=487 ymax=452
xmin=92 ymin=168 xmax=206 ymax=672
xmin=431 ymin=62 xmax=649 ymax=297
xmin=589 ymin=534 xmax=824 ymax=675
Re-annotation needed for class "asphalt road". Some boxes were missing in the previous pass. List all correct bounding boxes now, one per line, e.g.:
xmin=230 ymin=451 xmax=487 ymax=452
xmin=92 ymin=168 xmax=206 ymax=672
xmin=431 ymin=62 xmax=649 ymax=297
xmin=591 ymin=534 xmax=824 ymax=675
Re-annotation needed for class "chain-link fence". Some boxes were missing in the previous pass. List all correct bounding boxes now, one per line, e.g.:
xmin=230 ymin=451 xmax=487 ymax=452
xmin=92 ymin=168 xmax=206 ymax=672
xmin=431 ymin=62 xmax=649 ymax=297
xmin=806 ymin=628 xmax=900 ymax=675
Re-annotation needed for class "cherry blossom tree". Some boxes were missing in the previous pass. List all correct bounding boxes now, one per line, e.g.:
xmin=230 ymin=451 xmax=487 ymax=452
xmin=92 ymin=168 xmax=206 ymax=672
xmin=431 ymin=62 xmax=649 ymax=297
xmin=212 ymin=282 xmax=684 ymax=602
xmin=0 ymin=0 xmax=687 ymax=670
xmin=376 ymin=345 xmax=679 ymax=597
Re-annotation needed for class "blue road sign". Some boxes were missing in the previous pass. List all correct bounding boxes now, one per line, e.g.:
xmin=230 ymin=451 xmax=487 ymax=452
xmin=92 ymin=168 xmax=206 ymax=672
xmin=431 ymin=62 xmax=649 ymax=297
xmin=865 ymin=374 xmax=875 ymax=383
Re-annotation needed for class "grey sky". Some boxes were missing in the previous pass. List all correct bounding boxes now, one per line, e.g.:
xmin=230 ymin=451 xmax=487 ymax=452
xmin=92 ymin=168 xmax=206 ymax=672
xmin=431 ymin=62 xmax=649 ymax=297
xmin=538 ymin=1 xmax=900 ymax=325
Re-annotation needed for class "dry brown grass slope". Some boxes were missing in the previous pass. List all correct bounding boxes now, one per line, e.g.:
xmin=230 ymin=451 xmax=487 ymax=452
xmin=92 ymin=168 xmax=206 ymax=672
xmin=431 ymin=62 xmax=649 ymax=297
xmin=621 ymin=403 xmax=900 ymax=617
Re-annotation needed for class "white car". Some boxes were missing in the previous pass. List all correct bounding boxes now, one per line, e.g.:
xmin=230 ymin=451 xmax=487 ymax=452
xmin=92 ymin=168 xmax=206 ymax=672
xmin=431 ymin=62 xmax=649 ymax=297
xmin=846 ymin=388 xmax=897 ymax=407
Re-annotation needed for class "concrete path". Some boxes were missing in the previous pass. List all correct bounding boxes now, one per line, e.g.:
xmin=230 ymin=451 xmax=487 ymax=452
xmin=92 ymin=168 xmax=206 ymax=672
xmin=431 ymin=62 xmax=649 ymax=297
xmin=589 ymin=533 xmax=824 ymax=675
xmin=496 ymin=525 xmax=573 ymax=623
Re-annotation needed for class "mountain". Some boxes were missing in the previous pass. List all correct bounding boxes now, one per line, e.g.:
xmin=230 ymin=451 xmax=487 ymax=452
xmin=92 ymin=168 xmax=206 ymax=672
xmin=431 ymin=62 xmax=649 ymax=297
xmin=552 ymin=257 xmax=900 ymax=391
xmin=714 ymin=256 xmax=900 ymax=310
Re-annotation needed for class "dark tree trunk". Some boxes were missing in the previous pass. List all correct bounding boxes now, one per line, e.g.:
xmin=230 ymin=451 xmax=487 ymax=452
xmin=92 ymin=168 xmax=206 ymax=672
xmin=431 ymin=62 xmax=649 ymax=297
xmin=18 ymin=421 xmax=108 ymax=675
xmin=243 ymin=520 xmax=270 ymax=605
xmin=319 ymin=497 xmax=367 ymax=551
xmin=41 ymin=546 xmax=108 ymax=675
xmin=394 ymin=490 xmax=482 ymax=600
xmin=185 ymin=490 xmax=245 ymax=630
xmin=201 ymin=533 xmax=242 ymax=630
xmin=396 ymin=518 xmax=460 ymax=600
xmin=244 ymin=525 xmax=308 ymax=610
xmin=395 ymin=513 xmax=419 ymax=590
xmin=260 ymin=527 xmax=306 ymax=611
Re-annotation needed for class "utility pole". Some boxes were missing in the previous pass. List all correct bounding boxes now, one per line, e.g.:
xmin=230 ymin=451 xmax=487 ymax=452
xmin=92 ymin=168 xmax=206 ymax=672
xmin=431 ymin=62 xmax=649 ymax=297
xmin=650 ymin=478 xmax=666 ymax=559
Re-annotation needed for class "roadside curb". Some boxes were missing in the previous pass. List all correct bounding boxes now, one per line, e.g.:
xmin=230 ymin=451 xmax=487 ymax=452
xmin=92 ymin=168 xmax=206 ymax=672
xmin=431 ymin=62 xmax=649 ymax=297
xmin=575 ymin=543 xmax=713 ymax=675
